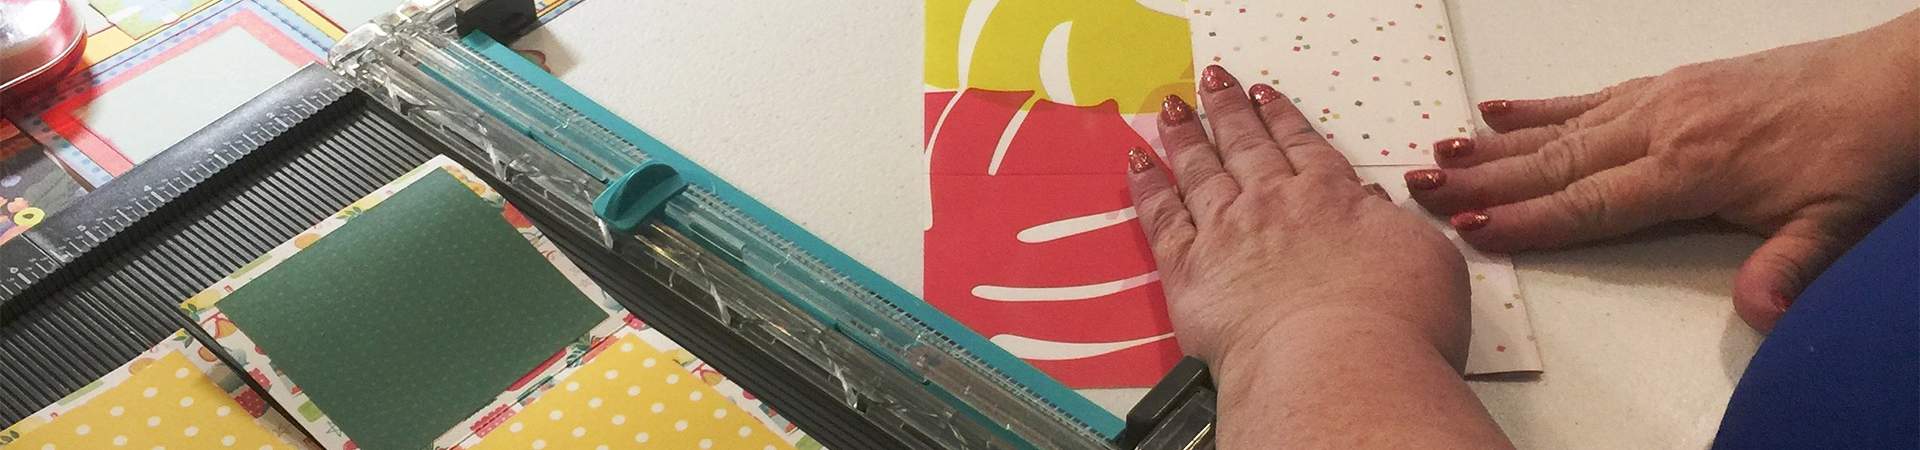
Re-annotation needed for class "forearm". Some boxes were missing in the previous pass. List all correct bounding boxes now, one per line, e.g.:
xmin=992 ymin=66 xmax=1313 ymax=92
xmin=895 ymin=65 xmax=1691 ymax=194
xmin=1211 ymin=309 xmax=1510 ymax=449
xmin=1872 ymin=9 xmax=1920 ymax=107
xmin=1896 ymin=9 xmax=1920 ymax=77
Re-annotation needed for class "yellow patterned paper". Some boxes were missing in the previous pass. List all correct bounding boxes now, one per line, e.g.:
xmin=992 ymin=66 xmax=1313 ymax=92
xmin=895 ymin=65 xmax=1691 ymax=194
xmin=0 ymin=350 xmax=309 ymax=450
xmin=466 ymin=334 xmax=796 ymax=450
xmin=925 ymin=0 xmax=1194 ymax=113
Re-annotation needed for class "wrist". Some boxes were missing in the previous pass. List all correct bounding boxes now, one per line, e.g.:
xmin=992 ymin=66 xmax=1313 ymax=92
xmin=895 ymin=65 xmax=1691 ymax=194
xmin=1874 ymin=10 xmax=1920 ymax=103
xmin=1210 ymin=308 xmax=1465 ymax=415
xmin=1210 ymin=305 xmax=1467 ymax=378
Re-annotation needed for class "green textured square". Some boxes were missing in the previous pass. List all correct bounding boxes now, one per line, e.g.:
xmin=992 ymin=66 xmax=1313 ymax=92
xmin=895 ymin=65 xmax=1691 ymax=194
xmin=215 ymin=169 xmax=606 ymax=450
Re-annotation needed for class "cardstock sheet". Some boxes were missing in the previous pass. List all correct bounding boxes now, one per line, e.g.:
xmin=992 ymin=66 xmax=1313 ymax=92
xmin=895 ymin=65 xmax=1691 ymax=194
xmin=0 ymin=330 xmax=317 ymax=450
xmin=183 ymin=157 xmax=612 ymax=449
xmin=1185 ymin=0 xmax=1475 ymax=166
xmin=925 ymin=0 xmax=1195 ymax=389
xmin=4 ymin=0 xmax=341 ymax=187
xmin=65 ymin=17 xmax=306 ymax=166
xmin=0 ymin=122 xmax=87 ymax=245
xmin=448 ymin=324 xmax=818 ymax=450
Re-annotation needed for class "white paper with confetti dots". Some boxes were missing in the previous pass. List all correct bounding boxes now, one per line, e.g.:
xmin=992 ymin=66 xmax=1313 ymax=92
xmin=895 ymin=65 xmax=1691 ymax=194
xmin=1187 ymin=0 xmax=1477 ymax=166
xmin=1190 ymin=1 xmax=1543 ymax=374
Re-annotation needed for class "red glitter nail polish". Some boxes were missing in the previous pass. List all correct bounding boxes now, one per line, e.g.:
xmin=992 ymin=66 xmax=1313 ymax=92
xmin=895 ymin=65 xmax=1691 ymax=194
xmin=1435 ymin=137 xmax=1474 ymax=159
xmin=1478 ymin=100 xmax=1512 ymax=115
xmin=1450 ymin=210 xmax=1490 ymax=231
xmin=1404 ymin=169 xmax=1446 ymax=190
xmin=1248 ymin=83 xmax=1282 ymax=106
xmin=1161 ymin=95 xmax=1195 ymax=125
xmin=1127 ymin=147 xmax=1155 ymax=174
xmin=1200 ymin=64 xmax=1237 ymax=92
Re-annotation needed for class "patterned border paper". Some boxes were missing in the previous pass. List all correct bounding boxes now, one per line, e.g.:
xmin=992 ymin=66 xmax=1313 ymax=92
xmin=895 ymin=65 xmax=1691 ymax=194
xmin=0 ymin=330 xmax=318 ymax=449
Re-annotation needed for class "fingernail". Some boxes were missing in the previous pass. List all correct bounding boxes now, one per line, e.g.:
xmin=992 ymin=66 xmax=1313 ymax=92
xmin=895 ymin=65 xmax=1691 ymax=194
xmin=1403 ymin=169 xmax=1446 ymax=190
xmin=1127 ymin=147 xmax=1155 ymax=174
xmin=1161 ymin=95 xmax=1195 ymax=125
xmin=1435 ymin=137 xmax=1474 ymax=159
xmin=1363 ymin=183 xmax=1391 ymax=201
xmin=1248 ymin=83 xmax=1282 ymax=106
xmin=1200 ymin=64 xmax=1237 ymax=92
xmin=1450 ymin=210 xmax=1490 ymax=231
xmin=1771 ymin=292 xmax=1794 ymax=311
xmin=1478 ymin=100 xmax=1512 ymax=115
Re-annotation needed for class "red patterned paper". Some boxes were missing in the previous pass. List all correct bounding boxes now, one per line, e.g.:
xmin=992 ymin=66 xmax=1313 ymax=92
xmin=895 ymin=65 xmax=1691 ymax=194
xmin=927 ymin=89 xmax=1181 ymax=388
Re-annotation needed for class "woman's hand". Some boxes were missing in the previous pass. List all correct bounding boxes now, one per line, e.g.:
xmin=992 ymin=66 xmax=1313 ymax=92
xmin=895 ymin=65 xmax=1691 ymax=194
xmin=1130 ymin=65 xmax=1471 ymax=370
xmin=1410 ymin=10 xmax=1920 ymax=332
xmin=1129 ymin=65 xmax=1507 ymax=448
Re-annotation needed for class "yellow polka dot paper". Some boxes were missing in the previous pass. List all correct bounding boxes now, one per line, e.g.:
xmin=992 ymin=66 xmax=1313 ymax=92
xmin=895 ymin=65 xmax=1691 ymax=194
xmin=448 ymin=328 xmax=811 ymax=450
xmin=0 ymin=331 xmax=317 ymax=450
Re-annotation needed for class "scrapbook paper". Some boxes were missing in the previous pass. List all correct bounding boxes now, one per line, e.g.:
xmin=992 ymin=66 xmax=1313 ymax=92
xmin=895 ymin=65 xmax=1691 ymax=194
xmin=1354 ymin=165 xmax=1541 ymax=373
xmin=0 ymin=331 xmax=317 ymax=450
xmin=926 ymin=89 xmax=1179 ymax=388
xmin=924 ymin=0 xmax=1194 ymax=389
xmin=63 ymin=19 xmax=305 ymax=166
xmin=299 ymin=0 xmax=393 ymax=29
xmin=305 ymin=0 xmax=587 ymax=30
xmin=449 ymin=326 xmax=816 ymax=450
xmin=184 ymin=160 xmax=608 ymax=449
xmin=4 ymin=0 xmax=339 ymax=187
xmin=92 ymin=0 xmax=221 ymax=37
xmin=1184 ymin=0 xmax=1474 ymax=166
xmin=0 ymin=123 xmax=87 ymax=244
xmin=67 ymin=0 xmax=114 ymax=34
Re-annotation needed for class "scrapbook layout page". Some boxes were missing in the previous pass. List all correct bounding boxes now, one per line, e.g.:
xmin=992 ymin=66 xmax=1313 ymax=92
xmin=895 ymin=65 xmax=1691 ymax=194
xmin=179 ymin=156 xmax=817 ymax=449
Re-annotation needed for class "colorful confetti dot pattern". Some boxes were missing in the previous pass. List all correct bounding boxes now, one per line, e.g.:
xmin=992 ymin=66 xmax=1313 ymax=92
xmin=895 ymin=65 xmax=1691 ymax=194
xmin=1187 ymin=0 xmax=1477 ymax=166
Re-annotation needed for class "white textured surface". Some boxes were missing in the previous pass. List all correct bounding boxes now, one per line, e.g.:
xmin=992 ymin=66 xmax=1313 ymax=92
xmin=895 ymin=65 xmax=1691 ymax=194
xmin=523 ymin=1 xmax=1914 ymax=447
xmin=514 ymin=0 xmax=928 ymax=295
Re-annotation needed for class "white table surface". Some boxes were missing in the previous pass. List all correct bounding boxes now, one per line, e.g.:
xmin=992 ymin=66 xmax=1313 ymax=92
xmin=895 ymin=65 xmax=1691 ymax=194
xmin=516 ymin=1 xmax=1915 ymax=447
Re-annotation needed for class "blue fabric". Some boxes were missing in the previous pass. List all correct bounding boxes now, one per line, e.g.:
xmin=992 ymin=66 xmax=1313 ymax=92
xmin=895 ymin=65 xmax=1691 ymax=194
xmin=1714 ymin=196 xmax=1919 ymax=449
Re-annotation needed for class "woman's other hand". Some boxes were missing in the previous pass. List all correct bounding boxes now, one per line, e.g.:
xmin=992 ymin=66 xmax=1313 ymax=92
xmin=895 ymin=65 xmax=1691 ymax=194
xmin=1410 ymin=10 xmax=1920 ymax=332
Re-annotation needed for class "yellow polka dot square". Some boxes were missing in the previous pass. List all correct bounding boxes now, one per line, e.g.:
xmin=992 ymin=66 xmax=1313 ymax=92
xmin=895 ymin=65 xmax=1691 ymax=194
xmin=4 ymin=351 xmax=307 ymax=450
xmin=468 ymin=334 xmax=795 ymax=450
